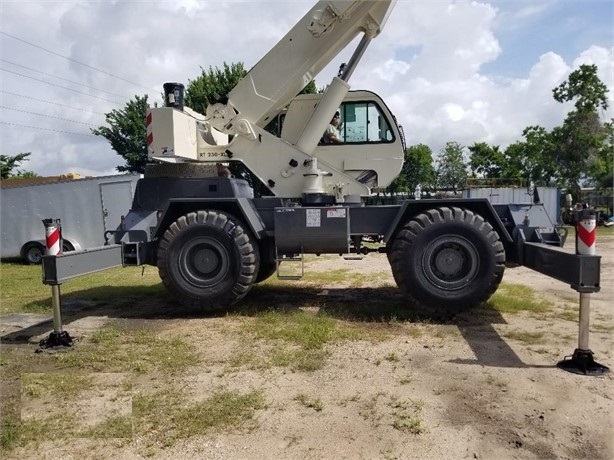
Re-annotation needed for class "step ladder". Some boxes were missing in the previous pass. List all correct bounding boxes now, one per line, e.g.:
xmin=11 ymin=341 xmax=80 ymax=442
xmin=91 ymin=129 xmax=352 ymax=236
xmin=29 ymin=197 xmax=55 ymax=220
xmin=275 ymin=249 xmax=304 ymax=280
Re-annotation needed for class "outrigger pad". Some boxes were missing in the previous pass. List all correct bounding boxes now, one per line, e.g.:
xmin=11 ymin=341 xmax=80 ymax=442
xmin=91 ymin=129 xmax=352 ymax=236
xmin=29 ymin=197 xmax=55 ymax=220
xmin=38 ymin=331 xmax=73 ymax=349
xmin=557 ymin=349 xmax=610 ymax=376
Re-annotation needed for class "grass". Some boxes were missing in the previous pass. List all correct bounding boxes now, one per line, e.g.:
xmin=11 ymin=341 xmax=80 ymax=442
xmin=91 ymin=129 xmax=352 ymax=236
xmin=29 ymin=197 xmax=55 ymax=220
xmin=11 ymin=372 xmax=134 ymax=447
xmin=390 ymin=398 xmax=424 ymax=434
xmin=5 ymin=413 xmax=133 ymax=448
xmin=488 ymin=283 xmax=552 ymax=314
xmin=503 ymin=330 xmax=547 ymax=345
xmin=1 ymin=420 xmax=20 ymax=450
xmin=6 ymin=387 xmax=264 ymax=451
xmin=294 ymin=393 xmax=324 ymax=411
xmin=301 ymin=266 xmax=393 ymax=287
xmin=0 ymin=261 xmax=164 ymax=315
xmin=8 ymin=387 xmax=263 ymax=449
xmin=556 ymin=308 xmax=579 ymax=322
xmin=357 ymin=393 xmax=424 ymax=433
xmin=22 ymin=373 xmax=93 ymax=399
xmin=483 ymin=372 xmax=509 ymax=390
xmin=133 ymin=388 xmax=264 ymax=447
xmin=171 ymin=390 xmax=264 ymax=436
xmin=270 ymin=348 xmax=330 ymax=372
xmin=13 ymin=416 xmax=77 ymax=445
xmin=4 ymin=244 xmax=609 ymax=453
xmin=591 ymin=323 xmax=614 ymax=333
xmin=236 ymin=309 xmax=390 ymax=371
xmin=242 ymin=309 xmax=364 ymax=349
xmin=53 ymin=323 xmax=199 ymax=373
xmin=84 ymin=415 xmax=133 ymax=439
xmin=384 ymin=352 xmax=400 ymax=362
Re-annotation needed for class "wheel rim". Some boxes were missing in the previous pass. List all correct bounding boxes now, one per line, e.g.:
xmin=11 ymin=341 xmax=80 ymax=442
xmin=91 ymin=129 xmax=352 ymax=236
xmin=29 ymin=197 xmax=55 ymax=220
xmin=27 ymin=246 xmax=43 ymax=263
xmin=178 ymin=237 xmax=230 ymax=288
xmin=422 ymin=235 xmax=479 ymax=291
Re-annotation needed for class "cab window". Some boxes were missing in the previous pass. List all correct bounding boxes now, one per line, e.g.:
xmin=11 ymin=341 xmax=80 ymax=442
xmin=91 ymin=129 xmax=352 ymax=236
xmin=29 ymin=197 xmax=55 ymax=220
xmin=339 ymin=102 xmax=394 ymax=144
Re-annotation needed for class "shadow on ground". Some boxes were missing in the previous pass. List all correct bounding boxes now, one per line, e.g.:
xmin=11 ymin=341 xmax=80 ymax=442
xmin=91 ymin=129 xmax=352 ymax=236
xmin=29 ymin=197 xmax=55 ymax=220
xmin=1 ymin=283 xmax=548 ymax=369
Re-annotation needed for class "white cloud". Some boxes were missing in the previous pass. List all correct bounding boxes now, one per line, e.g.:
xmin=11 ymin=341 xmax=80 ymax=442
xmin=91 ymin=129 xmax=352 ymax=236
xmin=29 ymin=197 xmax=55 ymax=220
xmin=514 ymin=2 xmax=553 ymax=20
xmin=372 ymin=59 xmax=411 ymax=82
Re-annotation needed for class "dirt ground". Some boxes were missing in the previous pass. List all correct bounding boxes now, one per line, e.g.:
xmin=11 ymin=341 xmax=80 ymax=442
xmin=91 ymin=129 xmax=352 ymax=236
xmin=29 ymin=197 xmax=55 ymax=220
xmin=2 ymin=235 xmax=613 ymax=459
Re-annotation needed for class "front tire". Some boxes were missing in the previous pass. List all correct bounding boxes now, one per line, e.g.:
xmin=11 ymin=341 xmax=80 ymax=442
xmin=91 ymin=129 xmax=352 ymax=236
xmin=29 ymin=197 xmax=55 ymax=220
xmin=389 ymin=207 xmax=505 ymax=311
xmin=254 ymin=261 xmax=277 ymax=283
xmin=157 ymin=210 xmax=259 ymax=310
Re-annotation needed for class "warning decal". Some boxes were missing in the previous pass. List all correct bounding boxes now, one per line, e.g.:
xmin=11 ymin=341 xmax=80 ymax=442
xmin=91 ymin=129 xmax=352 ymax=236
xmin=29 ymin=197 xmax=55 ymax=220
xmin=327 ymin=208 xmax=346 ymax=218
xmin=306 ymin=209 xmax=321 ymax=227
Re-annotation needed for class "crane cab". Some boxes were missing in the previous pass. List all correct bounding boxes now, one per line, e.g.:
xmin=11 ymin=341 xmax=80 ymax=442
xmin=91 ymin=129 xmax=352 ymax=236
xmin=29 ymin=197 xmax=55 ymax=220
xmin=280 ymin=90 xmax=404 ymax=190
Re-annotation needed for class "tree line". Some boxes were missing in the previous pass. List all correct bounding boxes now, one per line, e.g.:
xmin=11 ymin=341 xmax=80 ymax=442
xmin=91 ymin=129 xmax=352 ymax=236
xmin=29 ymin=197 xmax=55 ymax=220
xmin=2 ymin=63 xmax=611 ymax=208
xmin=387 ymin=64 xmax=612 ymax=203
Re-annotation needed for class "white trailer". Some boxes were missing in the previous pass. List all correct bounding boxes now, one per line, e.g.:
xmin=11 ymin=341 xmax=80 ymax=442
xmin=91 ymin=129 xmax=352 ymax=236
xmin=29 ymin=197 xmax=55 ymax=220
xmin=0 ymin=174 xmax=140 ymax=263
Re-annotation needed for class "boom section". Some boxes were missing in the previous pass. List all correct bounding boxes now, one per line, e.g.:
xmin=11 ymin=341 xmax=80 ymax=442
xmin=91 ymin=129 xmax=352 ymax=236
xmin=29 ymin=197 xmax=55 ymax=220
xmin=229 ymin=0 xmax=396 ymax=128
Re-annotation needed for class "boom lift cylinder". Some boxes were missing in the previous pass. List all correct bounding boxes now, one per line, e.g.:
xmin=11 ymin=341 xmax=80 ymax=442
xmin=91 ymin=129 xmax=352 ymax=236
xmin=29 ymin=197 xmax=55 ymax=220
xmin=294 ymin=76 xmax=349 ymax=154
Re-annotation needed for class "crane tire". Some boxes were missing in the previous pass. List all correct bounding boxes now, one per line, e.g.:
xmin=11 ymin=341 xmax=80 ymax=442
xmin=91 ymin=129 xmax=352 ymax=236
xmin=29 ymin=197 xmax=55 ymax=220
xmin=157 ymin=210 xmax=259 ymax=311
xmin=389 ymin=207 xmax=505 ymax=312
xmin=254 ymin=262 xmax=277 ymax=283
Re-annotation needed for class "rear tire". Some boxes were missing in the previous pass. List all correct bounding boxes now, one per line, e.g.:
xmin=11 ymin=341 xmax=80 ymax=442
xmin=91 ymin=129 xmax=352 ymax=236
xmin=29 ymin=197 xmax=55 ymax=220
xmin=157 ymin=210 xmax=259 ymax=311
xmin=389 ymin=207 xmax=505 ymax=311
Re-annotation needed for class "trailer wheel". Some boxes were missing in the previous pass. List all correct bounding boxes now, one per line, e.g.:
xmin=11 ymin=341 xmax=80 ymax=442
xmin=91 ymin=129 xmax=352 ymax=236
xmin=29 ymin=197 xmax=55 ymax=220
xmin=22 ymin=241 xmax=75 ymax=264
xmin=22 ymin=242 xmax=45 ymax=265
xmin=157 ymin=210 xmax=259 ymax=310
xmin=389 ymin=207 xmax=505 ymax=311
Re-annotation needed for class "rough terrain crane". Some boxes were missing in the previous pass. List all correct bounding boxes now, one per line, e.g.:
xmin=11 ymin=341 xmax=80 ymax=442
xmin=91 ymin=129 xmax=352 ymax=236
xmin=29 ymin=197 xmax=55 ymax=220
xmin=43 ymin=0 xmax=600 ymax=314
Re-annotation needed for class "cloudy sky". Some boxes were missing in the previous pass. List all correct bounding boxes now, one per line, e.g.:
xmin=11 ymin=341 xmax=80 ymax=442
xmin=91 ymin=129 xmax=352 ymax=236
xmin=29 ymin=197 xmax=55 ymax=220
xmin=1 ymin=0 xmax=612 ymax=178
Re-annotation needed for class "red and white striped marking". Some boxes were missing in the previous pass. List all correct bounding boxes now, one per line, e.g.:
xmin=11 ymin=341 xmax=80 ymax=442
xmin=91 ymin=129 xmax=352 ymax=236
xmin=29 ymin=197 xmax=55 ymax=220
xmin=577 ymin=214 xmax=597 ymax=255
xmin=146 ymin=111 xmax=153 ymax=149
xmin=45 ymin=222 xmax=61 ymax=256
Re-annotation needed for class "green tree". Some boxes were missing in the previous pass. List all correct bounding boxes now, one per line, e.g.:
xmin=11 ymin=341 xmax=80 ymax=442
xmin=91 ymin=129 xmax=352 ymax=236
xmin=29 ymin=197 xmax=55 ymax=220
xmin=0 ymin=152 xmax=38 ymax=179
xmin=499 ymin=141 xmax=525 ymax=181
xmin=468 ymin=142 xmax=505 ymax=179
xmin=551 ymin=111 xmax=606 ymax=197
xmin=588 ymin=119 xmax=613 ymax=190
xmin=185 ymin=62 xmax=247 ymax=114
xmin=551 ymin=64 xmax=609 ymax=200
xmin=92 ymin=95 xmax=149 ymax=173
xmin=519 ymin=126 xmax=558 ymax=186
xmin=398 ymin=144 xmax=436 ymax=192
xmin=500 ymin=126 xmax=558 ymax=187
xmin=386 ymin=144 xmax=435 ymax=195
xmin=553 ymin=64 xmax=609 ymax=112
xmin=436 ymin=141 xmax=467 ymax=192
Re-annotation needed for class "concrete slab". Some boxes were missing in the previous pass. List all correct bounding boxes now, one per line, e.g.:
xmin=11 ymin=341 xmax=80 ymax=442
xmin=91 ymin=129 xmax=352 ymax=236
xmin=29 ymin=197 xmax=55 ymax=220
xmin=0 ymin=313 xmax=52 ymax=330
